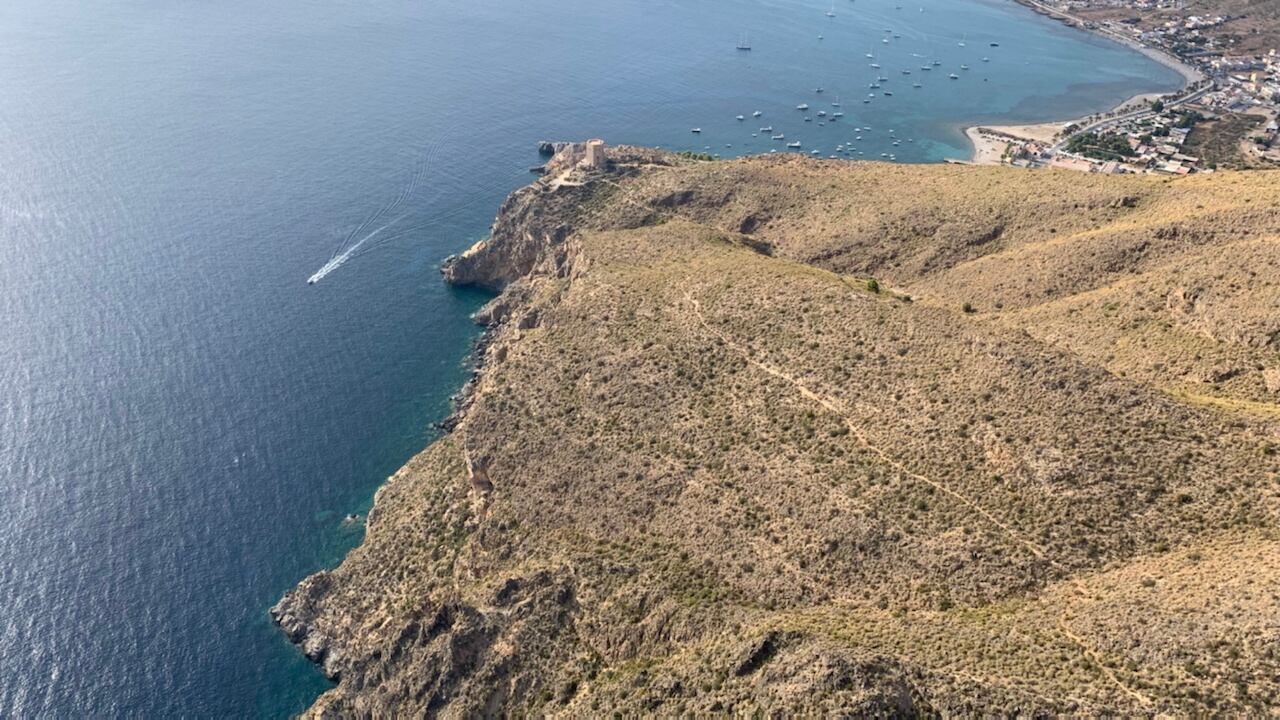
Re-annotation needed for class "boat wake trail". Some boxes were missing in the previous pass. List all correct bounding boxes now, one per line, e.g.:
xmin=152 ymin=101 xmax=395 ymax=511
xmin=308 ymin=211 xmax=415 ymax=284
xmin=308 ymin=144 xmax=440 ymax=285
xmin=307 ymin=140 xmax=531 ymax=285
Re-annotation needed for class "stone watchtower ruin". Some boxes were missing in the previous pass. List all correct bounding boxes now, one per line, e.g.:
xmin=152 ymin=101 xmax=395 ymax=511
xmin=584 ymin=139 xmax=607 ymax=170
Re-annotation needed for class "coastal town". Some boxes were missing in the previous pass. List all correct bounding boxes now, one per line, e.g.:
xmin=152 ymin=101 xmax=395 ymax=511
xmin=968 ymin=0 xmax=1279 ymax=172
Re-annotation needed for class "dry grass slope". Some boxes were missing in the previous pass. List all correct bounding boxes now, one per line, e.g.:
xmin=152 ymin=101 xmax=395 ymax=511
xmin=276 ymin=149 xmax=1280 ymax=717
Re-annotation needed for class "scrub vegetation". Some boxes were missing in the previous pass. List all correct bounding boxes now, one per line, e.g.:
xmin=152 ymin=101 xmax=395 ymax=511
xmin=276 ymin=148 xmax=1280 ymax=716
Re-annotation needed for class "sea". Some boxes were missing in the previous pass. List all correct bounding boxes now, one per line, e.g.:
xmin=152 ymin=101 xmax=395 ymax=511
xmin=0 ymin=0 xmax=1183 ymax=715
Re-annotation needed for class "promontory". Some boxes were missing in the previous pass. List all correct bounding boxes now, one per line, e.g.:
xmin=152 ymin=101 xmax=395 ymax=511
xmin=275 ymin=144 xmax=1280 ymax=716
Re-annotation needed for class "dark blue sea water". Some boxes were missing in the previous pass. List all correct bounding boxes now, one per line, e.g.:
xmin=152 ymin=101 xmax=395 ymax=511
xmin=0 ymin=0 xmax=1182 ymax=715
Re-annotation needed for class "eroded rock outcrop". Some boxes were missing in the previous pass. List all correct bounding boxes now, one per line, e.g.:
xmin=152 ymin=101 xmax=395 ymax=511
xmin=441 ymin=143 xmax=672 ymax=292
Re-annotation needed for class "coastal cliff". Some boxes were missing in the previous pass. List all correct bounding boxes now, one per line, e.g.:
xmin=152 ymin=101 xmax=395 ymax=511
xmin=276 ymin=145 xmax=1280 ymax=716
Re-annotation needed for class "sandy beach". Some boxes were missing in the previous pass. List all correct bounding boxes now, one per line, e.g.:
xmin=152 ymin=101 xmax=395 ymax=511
xmin=962 ymin=1 xmax=1206 ymax=164
xmin=963 ymin=127 xmax=1013 ymax=165
xmin=963 ymin=90 xmax=1172 ymax=165
xmin=973 ymin=90 xmax=1166 ymax=156
xmin=1100 ymin=28 xmax=1205 ymax=86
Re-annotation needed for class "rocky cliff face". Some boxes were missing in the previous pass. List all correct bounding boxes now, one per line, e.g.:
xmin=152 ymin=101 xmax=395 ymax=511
xmin=277 ymin=148 xmax=1280 ymax=717
xmin=440 ymin=143 xmax=669 ymax=292
xmin=437 ymin=181 xmax=575 ymax=293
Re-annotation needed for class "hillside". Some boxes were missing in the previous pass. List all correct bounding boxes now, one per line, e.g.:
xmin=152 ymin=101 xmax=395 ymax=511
xmin=274 ymin=146 xmax=1280 ymax=716
xmin=1179 ymin=0 xmax=1280 ymax=52
xmin=1076 ymin=0 xmax=1280 ymax=55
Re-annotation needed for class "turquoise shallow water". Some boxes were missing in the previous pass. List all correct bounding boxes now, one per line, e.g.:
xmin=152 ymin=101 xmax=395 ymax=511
xmin=0 ymin=0 xmax=1181 ymax=716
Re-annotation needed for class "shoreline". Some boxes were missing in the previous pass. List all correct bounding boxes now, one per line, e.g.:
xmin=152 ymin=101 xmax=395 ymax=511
xmin=1012 ymin=0 xmax=1204 ymax=85
xmin=963 ymin=91 xmax=1165 ymax=165
xmin=962 ymin=0 xmax=1205 ymax=164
